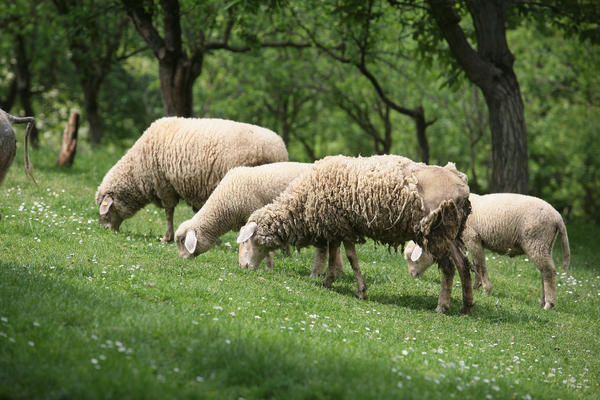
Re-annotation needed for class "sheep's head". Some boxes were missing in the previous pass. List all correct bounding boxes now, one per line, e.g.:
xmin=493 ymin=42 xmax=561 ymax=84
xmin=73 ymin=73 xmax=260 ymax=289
xmin=404 ymin=240 xmax=435 ymax=278
xmin=174 ymin=222 xmax=216 ymax=259
xmin=236 ymin=221 xmax=270 ymax=269
xmin=96 ymin=193 xmax=125 ymax=231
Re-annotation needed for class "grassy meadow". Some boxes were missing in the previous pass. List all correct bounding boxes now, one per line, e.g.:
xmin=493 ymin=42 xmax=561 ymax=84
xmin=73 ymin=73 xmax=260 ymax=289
xmin=1 ymin=138 xmax=599 ymax=399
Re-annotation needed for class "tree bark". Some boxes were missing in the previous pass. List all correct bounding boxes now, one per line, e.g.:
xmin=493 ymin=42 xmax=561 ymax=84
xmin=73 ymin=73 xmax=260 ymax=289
xmin=15 ymin=34 xmax=39 ymax=147
xmin=427 ymin=0 xmax=529 ymax=193
xmin=57 ymin=111 xmax=80 ymax=167
xmin=123 ymin=0 xmax=202 ymax=117
xmin=414 ymin=106 xmax=430 ymax=164
xmin=82 ymin=81 xmax=103 ymax=145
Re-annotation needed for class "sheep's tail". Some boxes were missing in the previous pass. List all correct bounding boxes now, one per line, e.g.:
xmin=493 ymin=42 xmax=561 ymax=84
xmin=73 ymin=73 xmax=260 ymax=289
xmin=557 ymin=219 xmax=570 ymax=270
xmin=8 ymin=114 xmax=37 ymax=184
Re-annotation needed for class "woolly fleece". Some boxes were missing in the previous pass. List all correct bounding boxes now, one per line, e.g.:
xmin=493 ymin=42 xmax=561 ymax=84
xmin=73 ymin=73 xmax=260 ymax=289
xmin=95 ymin=117 xmax=288 ymax=241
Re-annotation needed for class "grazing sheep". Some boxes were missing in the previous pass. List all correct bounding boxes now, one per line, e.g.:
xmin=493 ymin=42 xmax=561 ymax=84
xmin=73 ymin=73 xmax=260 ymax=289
xmin=174 ymin=161 xmax=341 ymax=273
xmin=237 ymin=155 xmax=474 ymax=313
xmin=404 ymin=193 xmax=570 ymax=310
xmin=96 ymin=117 xmax=288 ymax=242
xmin=0 ymin=108 xmax=35 ymax=187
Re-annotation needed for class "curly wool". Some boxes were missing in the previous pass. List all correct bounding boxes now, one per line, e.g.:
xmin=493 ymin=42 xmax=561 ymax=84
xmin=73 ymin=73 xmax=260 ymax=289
xmin=96 ymin=117 xmax=288 ymax=221
xmin=248 ymin=155 xmax=470 ymax=260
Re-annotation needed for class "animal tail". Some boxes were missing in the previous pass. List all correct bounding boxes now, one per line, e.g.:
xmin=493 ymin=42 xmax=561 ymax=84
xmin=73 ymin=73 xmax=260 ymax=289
xmin=557 ymin=219 xmax=570 ymax=270
xmin=8 ymin=114 xmax=36 ymax=184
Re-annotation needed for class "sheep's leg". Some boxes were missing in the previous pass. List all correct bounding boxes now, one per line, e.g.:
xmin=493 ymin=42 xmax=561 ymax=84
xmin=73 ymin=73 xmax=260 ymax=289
xmin=470 ymin=243 xmax=492 ymax=294
xmin=451 ymin=244 xmax=474 ymax=314
xmin=343 ymin=241 xmax=367 ymax=300
xmin=436 ymin=258 xmax=455 ymax=313
xmin=532 ymin=254 xmax=557 ymax=310
xmin=265 ymin=251 xmax=274 ymax=271
xmin=161 ymin=206 xmax=175 ymax=242
xmin=322 ymin=243 xmax=339 ymax=289
xmin=310 ymin=247 xmax=328 ymax=277
xmin=334 ymin=246 xmax=344 ymax=274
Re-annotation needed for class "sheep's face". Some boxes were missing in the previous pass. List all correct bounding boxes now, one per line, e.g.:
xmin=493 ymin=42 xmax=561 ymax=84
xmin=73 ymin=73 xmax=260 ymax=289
xmin=96 ymin=194 xmax=125 ymax=231
xmin=236 ymin=222 xmax=269 ymax=269
xmin=175 ymin=227 xmax=215 ymax=258
xmin=404 ymin=241 xmax=435 ymax=278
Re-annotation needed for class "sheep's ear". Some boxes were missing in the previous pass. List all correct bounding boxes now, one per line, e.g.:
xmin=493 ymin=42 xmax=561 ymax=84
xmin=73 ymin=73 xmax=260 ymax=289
xmin=237 ymin=222 xmax=257 ymax=243
xmin=410 ymin=244 xmax=423 ymax=262
xmin=184 ymin=230 xmax=197 ymax=254
xmin=99 ymin=196 xmax=113 ymax=216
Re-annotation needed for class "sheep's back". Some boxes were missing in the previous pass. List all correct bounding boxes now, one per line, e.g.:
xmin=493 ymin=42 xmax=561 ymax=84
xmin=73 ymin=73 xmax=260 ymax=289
xmin=135 ymin=117 xmax=288 ymax=207
xmin=254 ymin=155 xmax=426 ymax=249
xmin=470 ymin=193 xmax=563 ymax=252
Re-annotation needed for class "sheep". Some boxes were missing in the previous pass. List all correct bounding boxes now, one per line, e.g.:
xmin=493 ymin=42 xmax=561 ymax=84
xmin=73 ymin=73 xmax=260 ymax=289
xmin=0 ymin=108 xmax=36 ymax=187
xmin=95 ymin=117 xmax=288 ymax=242
xmin=174 ymin=161 xmax=342 ymax=273
xmin=237 ymin=154 xmax=475 ymax=313
xmin=404 ymin=193 xmax=570 ymax=310
xmin=0 ymin=108 xmax=36 ymax=218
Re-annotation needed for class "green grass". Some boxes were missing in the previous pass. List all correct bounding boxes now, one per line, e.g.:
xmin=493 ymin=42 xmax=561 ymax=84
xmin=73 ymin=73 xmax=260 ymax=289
xmin=1 ymin=140 xmax=599 ymax=399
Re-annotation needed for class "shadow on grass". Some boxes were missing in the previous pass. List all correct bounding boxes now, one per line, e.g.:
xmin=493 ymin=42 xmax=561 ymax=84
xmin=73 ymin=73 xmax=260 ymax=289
xmin=310 ymin=271 xmax=554 ymax=322
xmin=1 ymin=263 xmax=559 ymax=400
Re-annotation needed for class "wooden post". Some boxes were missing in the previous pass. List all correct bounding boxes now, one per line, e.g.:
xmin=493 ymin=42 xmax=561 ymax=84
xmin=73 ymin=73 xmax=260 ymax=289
xmin=57 ymin=110 xmax=79 ymax=167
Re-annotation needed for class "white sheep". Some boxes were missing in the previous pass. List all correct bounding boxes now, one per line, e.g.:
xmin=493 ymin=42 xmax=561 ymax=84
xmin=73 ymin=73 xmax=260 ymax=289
xmin=404 ymin=193 xmax=570 ymax=310
xmin=237 ymin=155 xmax=475 ymax=313
xmin=174 ymin=161 xmax=342 ymax=273
xmin=95 ymin=117 xmax=288 ymax=242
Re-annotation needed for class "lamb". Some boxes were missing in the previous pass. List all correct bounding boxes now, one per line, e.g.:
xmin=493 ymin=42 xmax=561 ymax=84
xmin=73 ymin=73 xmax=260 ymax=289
xmin=237 ymin=154 xmax=475 ymax=313
xmin=404 ymin=193 xmax=570 ymax=310
xmin=95 ymin=117 xmax=288 ymax=242
xmin=174 ymin=161 xmax=342 ymax=273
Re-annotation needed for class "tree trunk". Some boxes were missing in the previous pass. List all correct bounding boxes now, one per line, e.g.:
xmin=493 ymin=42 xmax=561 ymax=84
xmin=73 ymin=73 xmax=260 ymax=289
xmin=15 ymin=34 xmax=38 ymax=147
xmin=82 ymin=81 xmax=103 ymax=145
xmin=426 ymin=0 xmax=529 ymax=193
xmin=482 ymin=73 xmax=529 ymax=193
xmin=158 ymin=58 xmax=195 ymax=117
xmin=414 ymin=106 xmax=430 ymax=164
xmin=57 ymin=111 xmax=80 ymax=167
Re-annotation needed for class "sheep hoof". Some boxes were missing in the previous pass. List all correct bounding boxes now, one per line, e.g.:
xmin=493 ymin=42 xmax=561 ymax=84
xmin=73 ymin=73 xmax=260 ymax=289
xmin=355 ymin=290 xmax=367 ymax=300
xmin=482 ymin=286 xmax=492 ymax=295
xmin=543 ymin=302 xmax=555 ymax=310
xmin=472 ymin=280 xmax=482 ymax=289
xmin=160 ymin=236 xmax=173 ymax=243
xmin=435 ymin=304 xmax=449 ymax=313
xmin=322 ymin=275 xmax=335 ymax=288
xmin=461 ymin=303 xmax=474 ymax=314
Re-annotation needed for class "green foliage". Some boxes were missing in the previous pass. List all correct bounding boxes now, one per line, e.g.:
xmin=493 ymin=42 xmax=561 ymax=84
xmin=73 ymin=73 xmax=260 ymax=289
xmin=1 ymin=136 xmax=600 ymax=399
xmin=0 ymin=0 xmax=599 ymax=221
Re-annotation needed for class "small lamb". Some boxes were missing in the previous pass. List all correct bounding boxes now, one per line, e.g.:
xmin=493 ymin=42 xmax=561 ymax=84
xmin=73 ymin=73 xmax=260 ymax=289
xmin=404 ymin=193 xmax=570 ymax=310
xmin=95 ymin=117 xmax=288 ymax=242
xmin=237 ymin=155 xmax=475 ymax=313
xmin=174 ymin=161 xmax=341 ymax=273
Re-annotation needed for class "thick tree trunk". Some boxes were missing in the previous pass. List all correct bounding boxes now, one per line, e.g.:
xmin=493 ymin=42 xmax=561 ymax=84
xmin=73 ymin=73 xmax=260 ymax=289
xmin=57 ymin=110 xmax=80 ymax=167
xmin=82 ymin=82 xmax=102 ymax=145
xmin=426 ymin=0 xmax=529 ymax=194
xmin=15 ymin=35 xmax=38 ymax=147
xmin=482 ymin=74 xmax=529 ymax=193
xmin=158 ymin=59 xmax=195 ymax=117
